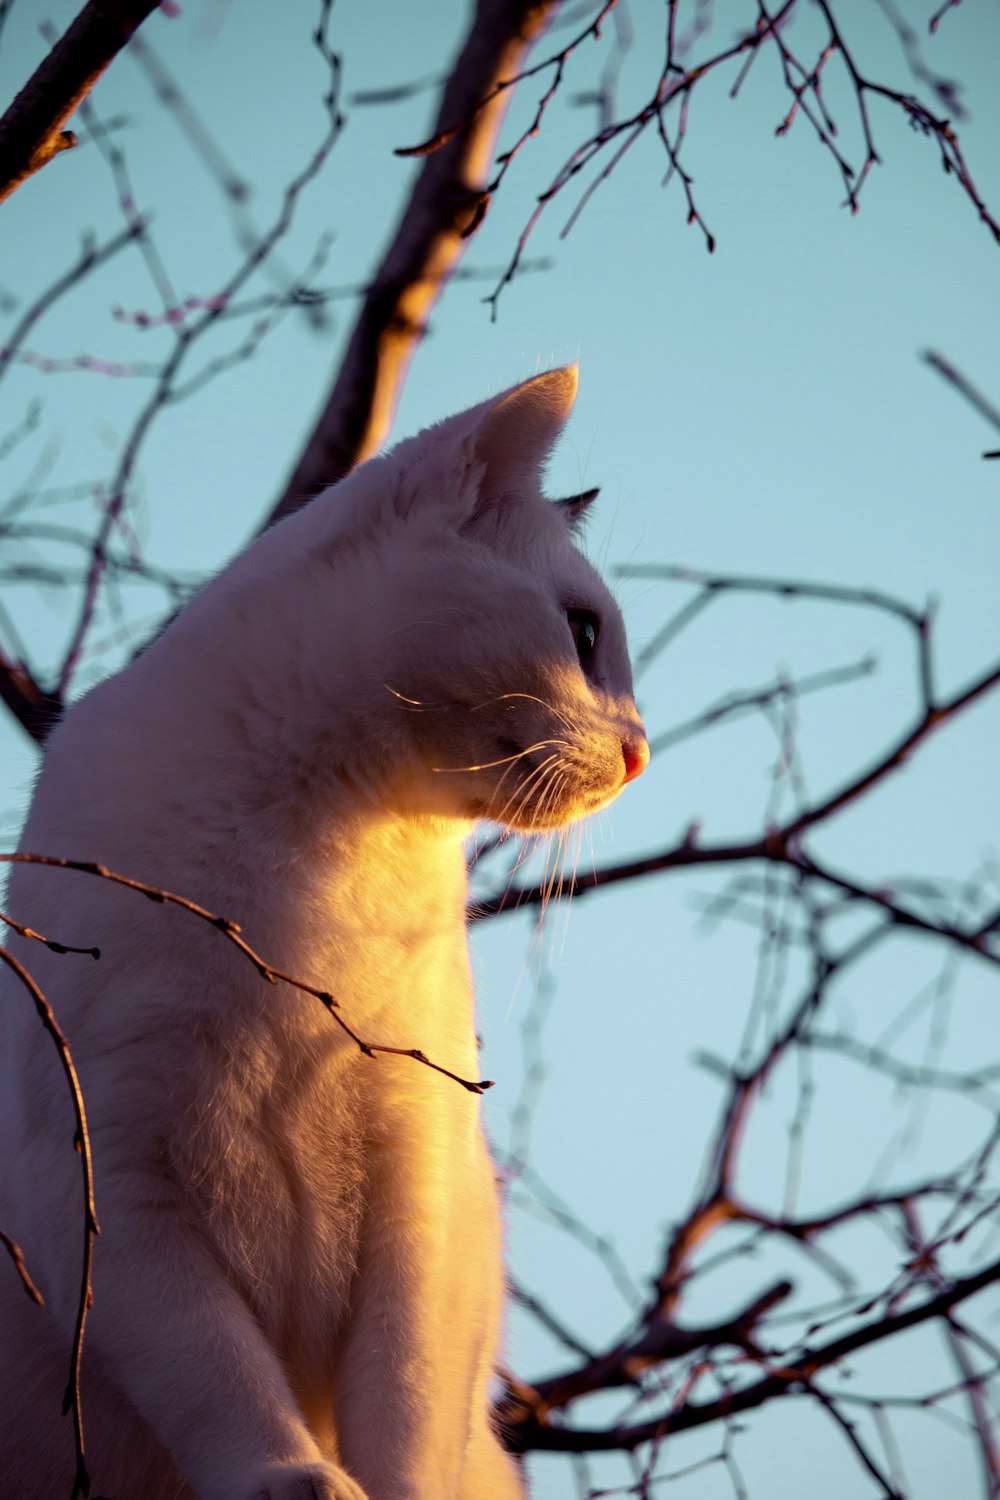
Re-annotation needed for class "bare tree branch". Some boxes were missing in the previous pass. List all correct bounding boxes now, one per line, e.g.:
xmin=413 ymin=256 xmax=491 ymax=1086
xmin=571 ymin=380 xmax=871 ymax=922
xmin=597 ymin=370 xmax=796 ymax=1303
xmin=3 ymin=8 xmax=999 ymax=1491
xmin=0 ymin=0 xmax=163 ymax=206
xmin=0 ymin=945 xmax=99 ymax=1498
xmin=924 ymin=349 xmax=1000 ymax=457
xmin=262 ymin=0 xmax=558 ymax=526
xmin=500 ymin=1252 xmax=1000 ymax=1454
xmin=0 ymin=852 xmax=493 ymax=1093
xmin=0 ymin=646 xmax=62 ymax=747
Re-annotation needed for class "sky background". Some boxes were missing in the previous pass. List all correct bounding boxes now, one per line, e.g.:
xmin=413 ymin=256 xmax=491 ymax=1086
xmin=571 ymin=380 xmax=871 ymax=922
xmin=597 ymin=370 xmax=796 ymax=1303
xmin=1 ymin=2 xmax=999 ymax=1496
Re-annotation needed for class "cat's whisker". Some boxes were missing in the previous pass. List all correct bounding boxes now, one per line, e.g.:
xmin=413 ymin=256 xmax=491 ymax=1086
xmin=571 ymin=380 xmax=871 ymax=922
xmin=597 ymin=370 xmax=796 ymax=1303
xmin=471 ymin=691 xmax=578 ymax=735
xmin=500 ymin=828 xmax=552 ymax=904
xmin=550 ymin=824 xmax=575 ymax=946
xmin=384 ymin=605 xmax=470 ymax=639
xmin=538 ymin=830 xmax=562 ymax=929
xmin=549 ymin=824 xmax=570 ymax=915
xmin=516 ymin=764 xmax=569 ymax=915
xmin=495 ymin=763 xmax=561 ymax=833
xmin=490 ymin=747 xmax=569 ymax=824
xmin=487 ymin=833 xmax=541 ymax=937
xmin=383 ymin=684 xmax=449 ymax=711
xmin=532 ymin=763 xmax=564 ymax=839
xmin=542 ymin=787 xmax=573 ymax=917
xmin=534 ymin=837 xmax=555 ymax=931
xmin=431 ymin=739 xmax=567 ymax=775
xmin=492 ymin=752 xmax=564 ymax=831
xmin=565 ymin=821 xmax=586 ymax=926
xmin=543 ymin=831 xmax=560 ymax=914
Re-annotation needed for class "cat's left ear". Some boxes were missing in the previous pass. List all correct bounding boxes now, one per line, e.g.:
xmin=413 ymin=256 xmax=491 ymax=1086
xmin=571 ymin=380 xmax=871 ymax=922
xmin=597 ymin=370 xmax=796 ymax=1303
xmin=554 ymin=486 xmax=599 ymax=533
xmin=471 ymin=365 xmax=578 ymax=496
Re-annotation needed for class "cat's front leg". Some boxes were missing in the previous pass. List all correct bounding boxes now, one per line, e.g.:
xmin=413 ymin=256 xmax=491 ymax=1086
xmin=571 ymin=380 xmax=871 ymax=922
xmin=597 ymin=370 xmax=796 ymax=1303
xmin=330 ymin=1098 xmax=525 ymax=1500
xmin=76 ymin=1200 xmax=368 ymax=1500
xmin=459 ymin=1422 xmax=529 ymax=1500
xmin=239 ymin=1461 xmax=368 ymax=1500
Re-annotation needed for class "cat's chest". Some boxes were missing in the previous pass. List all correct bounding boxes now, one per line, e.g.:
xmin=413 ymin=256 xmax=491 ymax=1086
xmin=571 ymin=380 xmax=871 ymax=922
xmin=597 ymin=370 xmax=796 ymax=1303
xmin=173 ymin=999 xmax=484 ymax=1317
xmin=171 ymin=1025 xmax=366 ymax=1340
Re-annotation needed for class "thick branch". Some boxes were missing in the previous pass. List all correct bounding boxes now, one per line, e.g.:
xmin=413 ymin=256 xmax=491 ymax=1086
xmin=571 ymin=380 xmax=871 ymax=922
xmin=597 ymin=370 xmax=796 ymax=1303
xmin=505 ymin=1277 xmax=792 ymax=1420
xmin=262 ymin=0 xmax=556 ymax=526
xmin=503 ymin=1251 xmax=1000 ymax=1454
xmin=0 ymin=0 xmax=162 ymax=206
xmin=0 ymin=647 xmax=62 ymax=746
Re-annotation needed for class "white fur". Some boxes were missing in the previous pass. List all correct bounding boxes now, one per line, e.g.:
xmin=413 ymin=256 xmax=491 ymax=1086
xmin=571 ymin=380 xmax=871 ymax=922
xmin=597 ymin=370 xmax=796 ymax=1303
xmin=0 ymin=369 xmax=645 ymax=1499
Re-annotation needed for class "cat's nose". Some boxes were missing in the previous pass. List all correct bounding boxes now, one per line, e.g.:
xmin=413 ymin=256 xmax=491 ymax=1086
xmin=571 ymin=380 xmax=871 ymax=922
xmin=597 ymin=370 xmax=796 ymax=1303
xmin=621 ymin=733 xmax=649 ymax=784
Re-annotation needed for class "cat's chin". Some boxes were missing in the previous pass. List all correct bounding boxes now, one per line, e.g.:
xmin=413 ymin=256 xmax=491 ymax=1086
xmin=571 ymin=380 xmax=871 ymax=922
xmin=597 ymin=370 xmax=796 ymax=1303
xmin=479 ymin=783 xmax=625 ymax=834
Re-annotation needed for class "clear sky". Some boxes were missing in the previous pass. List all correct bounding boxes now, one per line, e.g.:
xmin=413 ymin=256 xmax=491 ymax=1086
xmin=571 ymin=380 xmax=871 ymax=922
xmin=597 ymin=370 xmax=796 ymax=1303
xmin=1 ymin=3 xmax=999 ymax=1496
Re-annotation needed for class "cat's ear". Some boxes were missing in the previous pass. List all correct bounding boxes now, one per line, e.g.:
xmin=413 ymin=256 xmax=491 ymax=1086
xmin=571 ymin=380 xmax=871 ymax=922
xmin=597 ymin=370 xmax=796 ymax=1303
xmin=332 ymin=366 xmax=579 ymax=538
xmin=553 ymin=486 xmax=599 ymax=533
xmin=471 ymin=365 xmax=578 ymax=496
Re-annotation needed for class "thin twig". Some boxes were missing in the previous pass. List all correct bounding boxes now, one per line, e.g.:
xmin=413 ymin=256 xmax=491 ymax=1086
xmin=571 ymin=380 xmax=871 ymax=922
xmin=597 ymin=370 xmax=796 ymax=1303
xmin=2 ymin=853 xmax=492 ymax=1093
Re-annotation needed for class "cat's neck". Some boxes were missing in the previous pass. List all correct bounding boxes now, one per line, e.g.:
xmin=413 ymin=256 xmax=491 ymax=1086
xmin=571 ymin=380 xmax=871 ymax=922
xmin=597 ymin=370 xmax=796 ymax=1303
xmin=41 ymin=660 xmax=476 ymax=1034
xmin=256 ymin=810 xmax=474 ymax=1039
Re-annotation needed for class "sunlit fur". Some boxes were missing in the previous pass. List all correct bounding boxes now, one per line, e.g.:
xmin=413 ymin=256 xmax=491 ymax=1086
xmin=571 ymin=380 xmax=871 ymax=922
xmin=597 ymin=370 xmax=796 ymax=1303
xmin=0 ymin=369 xmax=645 ymax=1500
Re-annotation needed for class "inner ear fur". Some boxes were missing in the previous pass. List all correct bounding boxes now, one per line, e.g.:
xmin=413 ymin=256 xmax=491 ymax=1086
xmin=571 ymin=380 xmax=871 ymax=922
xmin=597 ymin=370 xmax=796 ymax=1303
xmin=471 ymin=366 xmax=578 ymax=498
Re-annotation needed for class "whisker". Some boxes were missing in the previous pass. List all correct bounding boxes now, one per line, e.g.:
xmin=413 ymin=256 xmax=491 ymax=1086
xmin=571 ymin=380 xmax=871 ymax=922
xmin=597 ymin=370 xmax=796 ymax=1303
xmin=508 ymin=833 xmax=541 ymax=881
xmin=562 ymin=821 xmax=586 ymax=942
xmin=548 ymin=824 xmax=569 ymax=926
xmin=385 ymin=605 xmax=470 ymax=639
xmin=489 ymin=746 xmax=570 ymax=828
xmin=465 ymin=690 xmax=577 ymax=735
xmin=545 ymin=782 xmax=572 ymax=899
xmin=431 ymin=739 xmax=567 ymax=775
xmin=383 ymin=684 xmax=449 ymax=711
xmin=535 ymin=764 xmax=566 ymax=836
xmin=523 ymin=765 xmax=569 ymax=923
xmin=536 ymin=834 xmax=556 ymax=931
xmin=539 ymin=821 xmax=565 ymax=927
xmin=492 ymin=753 xmax=562 ymax=830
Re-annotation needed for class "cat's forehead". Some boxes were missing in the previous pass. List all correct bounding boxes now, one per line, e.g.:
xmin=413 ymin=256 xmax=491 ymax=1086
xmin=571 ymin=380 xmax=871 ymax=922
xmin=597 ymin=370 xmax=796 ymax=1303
xmin=478 ymin=492 xmax=616 ymax=610
xmin=467 ymin=484 xmax=582 ymax=561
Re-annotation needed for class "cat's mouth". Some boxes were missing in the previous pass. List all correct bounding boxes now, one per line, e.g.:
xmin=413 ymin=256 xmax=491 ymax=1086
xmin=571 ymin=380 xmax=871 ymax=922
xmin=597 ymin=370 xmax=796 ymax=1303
xmin=431 ymin=708 xmax=645 ymax=833
xmin=475 ymin=740 xmax=626 ymax=833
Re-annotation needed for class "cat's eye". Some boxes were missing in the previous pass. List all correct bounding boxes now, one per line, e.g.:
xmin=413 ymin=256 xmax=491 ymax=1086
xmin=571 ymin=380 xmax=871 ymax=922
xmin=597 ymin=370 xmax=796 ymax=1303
xmin=567 ymin=608 xmax=599 ymax=667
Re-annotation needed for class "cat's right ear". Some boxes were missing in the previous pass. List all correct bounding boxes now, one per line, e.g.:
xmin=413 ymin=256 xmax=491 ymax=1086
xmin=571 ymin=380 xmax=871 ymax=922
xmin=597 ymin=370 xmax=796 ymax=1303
xmin=470 ymin=366 xmax=578 ymax=498
xmin=314 ymin=367 xmax=579 ymax=541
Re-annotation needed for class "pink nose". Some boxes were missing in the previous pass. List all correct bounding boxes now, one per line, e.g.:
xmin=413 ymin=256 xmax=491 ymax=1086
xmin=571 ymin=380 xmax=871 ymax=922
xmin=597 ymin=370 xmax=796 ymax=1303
xmin=621 ymin=735 xmax=649 ymax=784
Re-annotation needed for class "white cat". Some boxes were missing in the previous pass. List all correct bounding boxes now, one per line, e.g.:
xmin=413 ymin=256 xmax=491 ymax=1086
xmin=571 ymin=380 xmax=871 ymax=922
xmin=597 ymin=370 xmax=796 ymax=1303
xmin=0 ymin=368 xmax=647 ymax=1500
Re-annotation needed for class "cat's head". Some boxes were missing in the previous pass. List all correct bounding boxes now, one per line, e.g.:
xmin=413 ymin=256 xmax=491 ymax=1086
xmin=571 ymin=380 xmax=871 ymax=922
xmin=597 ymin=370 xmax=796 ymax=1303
xmin=197 ymin=369 xmax=647 ymax=835
xmin=322 ymin=367 xmax=648 ymax=833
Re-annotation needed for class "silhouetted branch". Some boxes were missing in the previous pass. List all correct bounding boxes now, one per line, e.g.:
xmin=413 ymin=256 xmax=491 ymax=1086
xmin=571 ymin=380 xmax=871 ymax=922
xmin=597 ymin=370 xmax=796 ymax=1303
xmin=0 ymin=0 xmax=162 ymax=206
xmin=0 ymin=946 xmax=98 ymax=1498
xmin=0 ymin=646 xmax=62 ymax=747
xmin=501 ymin=1252 xmax=1000 ymax=1454
xmin=929 ymin=0 xmax=964 ymax=31
xmin=0 ymin=1227 xmax=45 ymax=1305
xmin=1 ymin=853 xmax=493 ymax=1093
xmin=924 ymin=349 xmax=1000 ymax=457
xmin=0 ymin=6 xmax=345 ymax=743
xmin=0 ymin=223 xmax=144 ymax=397
xmin=467 ymin=0 xmax=1000 ymax=314
xmin=3 ymin=7 xmax=998 ymax=1491
xmin=263 ymin=0 xmax=559 ymax=524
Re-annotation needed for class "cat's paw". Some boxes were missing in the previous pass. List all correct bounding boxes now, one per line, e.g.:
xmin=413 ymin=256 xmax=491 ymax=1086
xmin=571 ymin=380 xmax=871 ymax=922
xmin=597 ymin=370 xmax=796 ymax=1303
xmin=244 ymin=1461 xmax=369 ymax=1500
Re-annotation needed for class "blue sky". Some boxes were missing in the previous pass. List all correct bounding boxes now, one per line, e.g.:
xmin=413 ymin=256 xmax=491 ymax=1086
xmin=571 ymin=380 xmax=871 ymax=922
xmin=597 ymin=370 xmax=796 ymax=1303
xmin=2 ymin=3 xmax=999 ymax=1496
